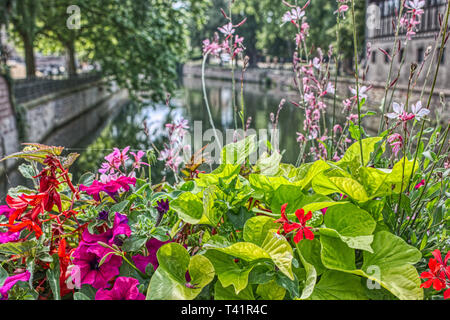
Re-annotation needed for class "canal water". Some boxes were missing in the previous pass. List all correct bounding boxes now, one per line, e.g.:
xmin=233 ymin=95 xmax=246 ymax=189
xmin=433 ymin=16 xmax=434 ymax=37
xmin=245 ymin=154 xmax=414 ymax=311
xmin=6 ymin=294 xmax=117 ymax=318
xmin=1 ymin=76 xmax=332 ymax=199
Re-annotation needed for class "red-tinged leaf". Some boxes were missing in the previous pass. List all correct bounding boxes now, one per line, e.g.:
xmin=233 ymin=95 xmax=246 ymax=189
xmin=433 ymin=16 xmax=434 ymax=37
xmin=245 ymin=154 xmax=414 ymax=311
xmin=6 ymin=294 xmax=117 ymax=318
xmin=1 ymin=144 xmax=64 ymax=163
xmin=62 ymin=153 xmax=80 ymax=169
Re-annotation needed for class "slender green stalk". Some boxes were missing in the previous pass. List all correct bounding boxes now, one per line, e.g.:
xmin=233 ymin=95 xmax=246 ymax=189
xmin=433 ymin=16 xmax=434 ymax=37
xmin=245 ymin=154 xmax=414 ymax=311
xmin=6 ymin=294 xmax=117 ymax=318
xmin=405 ymin=1 xmax=449 ymax=194
xmin=396 ymin=66 xmax=415 ymax=234
xmin=401 ymin=124 xmax=449 ymax=236
xmin=350 ymin=0 xmax=364 ymax=166
xmin=378 ymin=0 xmax=406 ymax=134
xmin=202 ymin=51 xmax=222 ymax=150
xmin=331 ymin=13 xmax=341 ymax=157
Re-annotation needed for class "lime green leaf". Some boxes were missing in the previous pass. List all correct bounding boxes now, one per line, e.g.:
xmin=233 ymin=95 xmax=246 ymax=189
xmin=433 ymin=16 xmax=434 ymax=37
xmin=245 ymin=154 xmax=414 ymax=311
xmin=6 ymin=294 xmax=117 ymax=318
xmin=221 ymin=134 xmax=256 ymax=165
xmin=338 ymin=137 xmax=383 ymax=167
xmin=296 ymin=245 xmax=317 ymax=300
xmin=310 ymin=271 xmax=368 ymax=300
xmin=170 ymin=192 xmax=203 ymax=224
xmin=243 ymin=216 xmax=278 ymax=247
xmin=146 ymin=243 xmax=215 ymax=300
xmin=256 ymin=280 xmax=286 ymax=300
xmin=214 ymin=279 xmax=255 ymax=300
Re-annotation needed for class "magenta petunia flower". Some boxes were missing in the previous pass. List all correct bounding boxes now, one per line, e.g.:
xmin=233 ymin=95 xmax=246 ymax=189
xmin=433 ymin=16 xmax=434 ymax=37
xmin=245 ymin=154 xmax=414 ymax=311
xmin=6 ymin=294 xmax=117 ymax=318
xmin=0 ymin=271 xmax=30 ymax=300
xmin=79 ymin=177 xmax=136 ymax=202
xmin=0 ymin=205 xmax=14 ymax=219
xmin=82 ymin=213 xmax=131 ymax=247
xmin=0 ymin=231 xmax=20 ymax=244
xmin=71 ymin=243 xmax=122 ymax=289
xmin=95 ymin=277 xmax=145 ymax=300
xmin=132 ymin=238 xmax=172 ymax=274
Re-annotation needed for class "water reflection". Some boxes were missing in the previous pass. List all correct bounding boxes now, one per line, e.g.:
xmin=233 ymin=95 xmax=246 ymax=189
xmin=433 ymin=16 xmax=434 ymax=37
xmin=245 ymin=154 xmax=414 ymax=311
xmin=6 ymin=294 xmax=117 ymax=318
xmin=1 ymin=76 xmax=326 ymax=197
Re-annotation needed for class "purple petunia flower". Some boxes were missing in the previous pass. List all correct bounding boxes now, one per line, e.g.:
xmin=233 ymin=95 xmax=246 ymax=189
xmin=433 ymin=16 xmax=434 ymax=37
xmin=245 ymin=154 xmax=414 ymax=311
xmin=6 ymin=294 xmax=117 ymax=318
xmin=0 ymin=271 xmax=31 ymax=300
xmin=71 ymin=243 xmax=122 ymax=289
xmin=97 ymin=211 xmax=109 ymax=221
xmin=155 ymin=199 xmax=170 ymax=215
xmin=95 ymin=277 xmax=145 ymax=300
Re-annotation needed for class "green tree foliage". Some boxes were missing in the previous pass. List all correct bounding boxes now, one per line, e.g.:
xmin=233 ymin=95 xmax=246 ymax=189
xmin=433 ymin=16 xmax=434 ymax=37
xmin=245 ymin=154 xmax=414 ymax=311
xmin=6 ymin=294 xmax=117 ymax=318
xmin=190 ymin=0 xmax=365 ymax=70
xmin=2 ymin=0 xmax=208 ymax=100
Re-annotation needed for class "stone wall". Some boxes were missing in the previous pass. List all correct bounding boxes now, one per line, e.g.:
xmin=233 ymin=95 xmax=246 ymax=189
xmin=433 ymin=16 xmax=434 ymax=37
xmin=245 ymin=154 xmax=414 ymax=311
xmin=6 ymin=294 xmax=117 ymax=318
xmin=0 ymin=76 xmax=128 ymax=176
xmin=0 ymin=76 xmax=19 ymax=174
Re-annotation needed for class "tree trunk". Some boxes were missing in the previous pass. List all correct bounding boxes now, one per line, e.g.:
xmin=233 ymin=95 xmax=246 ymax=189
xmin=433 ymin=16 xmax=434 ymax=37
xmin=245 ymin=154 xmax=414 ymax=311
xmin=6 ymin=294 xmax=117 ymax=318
xmin=22 ymin=33 xmax=36 ymax=78
xmin=66 ymin=40 xmax=77 ymax=76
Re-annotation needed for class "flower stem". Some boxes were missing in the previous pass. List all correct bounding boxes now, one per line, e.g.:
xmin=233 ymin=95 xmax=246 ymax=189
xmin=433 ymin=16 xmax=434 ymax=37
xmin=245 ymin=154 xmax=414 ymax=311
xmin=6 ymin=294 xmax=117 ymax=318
xmin=350 ymin=0 xmax=364 ymax=166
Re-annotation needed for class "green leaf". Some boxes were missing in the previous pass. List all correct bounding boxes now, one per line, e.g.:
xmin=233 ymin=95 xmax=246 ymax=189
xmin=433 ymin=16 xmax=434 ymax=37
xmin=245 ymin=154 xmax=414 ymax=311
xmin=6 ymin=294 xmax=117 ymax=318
xmin=18 ymin=163 xmax=37 ymax=180
xmin=360 ymin=231 xmax=423 ymax=300
xmin=312 ymin=175 xmax=370 ymax=202
xmin=170 ymin=192 xmax=204 ymax=224
xmin=254 ymin=151 xmax=282 ymax=176
xmin=0 ymin=241 xmax=36 ymax=257
xmin=46 ymin=254 xmax=61 ymax=300
xmin=109 ymin=200 xmax=130 ymax=213
xmin=221 ymin=134 xmax=256 ymax=165
xmin=121 ymin=236 xmax=148 ymax=252
xmin=256 ymin=280 xmax=286 ymax=300
xmin=296 ymin=238 xmax=326 ymax=276
xmin=310 ymin=271 xmax=368 ymax=300
xmin=270 ymin=185 xmax=306 ymax=215
xmin=226 ymin=207 xmax=254 ymax=230
xmin=0 ymin=265 xmax=8 ymax=287
xmin=325 ymin=203 xmax=376 ymax=238
xmin=320 ymin=231 xmax=423 ymax=300
xmin=146 ymin=243 xmax=215 ymax=300
xmin=205 ymin=230 xmax=294 ymax=294
xmin=243 ymin=216 xmax=278 ymax=247
xmin=296 ymin=245 xmax=317 ymax=300
xmin=338 ymin=137 xmax=384 ymax=167
xmin=214 ymin=280 xmax=255 ymax=300
xmin=204 ymin=250 xmax=255 ymax=294
xmin=73 ymin=292 xmax=91 ymax=300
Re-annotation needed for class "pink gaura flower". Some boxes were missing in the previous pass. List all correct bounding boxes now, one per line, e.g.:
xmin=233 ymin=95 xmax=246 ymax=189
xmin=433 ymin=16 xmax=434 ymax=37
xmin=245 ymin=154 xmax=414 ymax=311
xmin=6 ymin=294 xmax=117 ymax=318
xmin=282 ymin=7 xmax=305 ymax=27
xmin=130 ymin=151 xmax=149 ymax=169
xmin=218 ymin=23 xmax=235 ymax=37
xmin=387 ymin=133 xmax=403 ymax=157
xmin=387 ymin=102 xmax=415 ymax=122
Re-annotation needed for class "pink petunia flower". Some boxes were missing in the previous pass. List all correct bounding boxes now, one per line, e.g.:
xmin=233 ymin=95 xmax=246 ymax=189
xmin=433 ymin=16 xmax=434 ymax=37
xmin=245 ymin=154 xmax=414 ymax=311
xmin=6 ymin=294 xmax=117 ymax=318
xmin=0 ymin=271 xmax=31 ymax=300
xmin=95 ymin=277 xmax=145 ymax=300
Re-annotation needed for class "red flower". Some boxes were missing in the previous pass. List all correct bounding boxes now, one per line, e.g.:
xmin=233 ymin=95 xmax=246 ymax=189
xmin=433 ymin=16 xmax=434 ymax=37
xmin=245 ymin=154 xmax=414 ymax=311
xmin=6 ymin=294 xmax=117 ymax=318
xmin=275 ymin=203 xmax=314 ymax=243
xmin=275 ymin=203 xmax=290 ymax=234
xmin=0 ymin=220 xmax=43 ymax=239
xmin=420 ymin=249 xmax=450 ymax=299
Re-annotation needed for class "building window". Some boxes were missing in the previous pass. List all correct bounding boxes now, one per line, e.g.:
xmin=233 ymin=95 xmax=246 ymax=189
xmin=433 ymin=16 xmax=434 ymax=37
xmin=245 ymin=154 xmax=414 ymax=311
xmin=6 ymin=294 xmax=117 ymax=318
xmin=372 ymin=51 xmax=376 ymax=63
xmin=418 ymin=47 xmax=424 ymax=63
